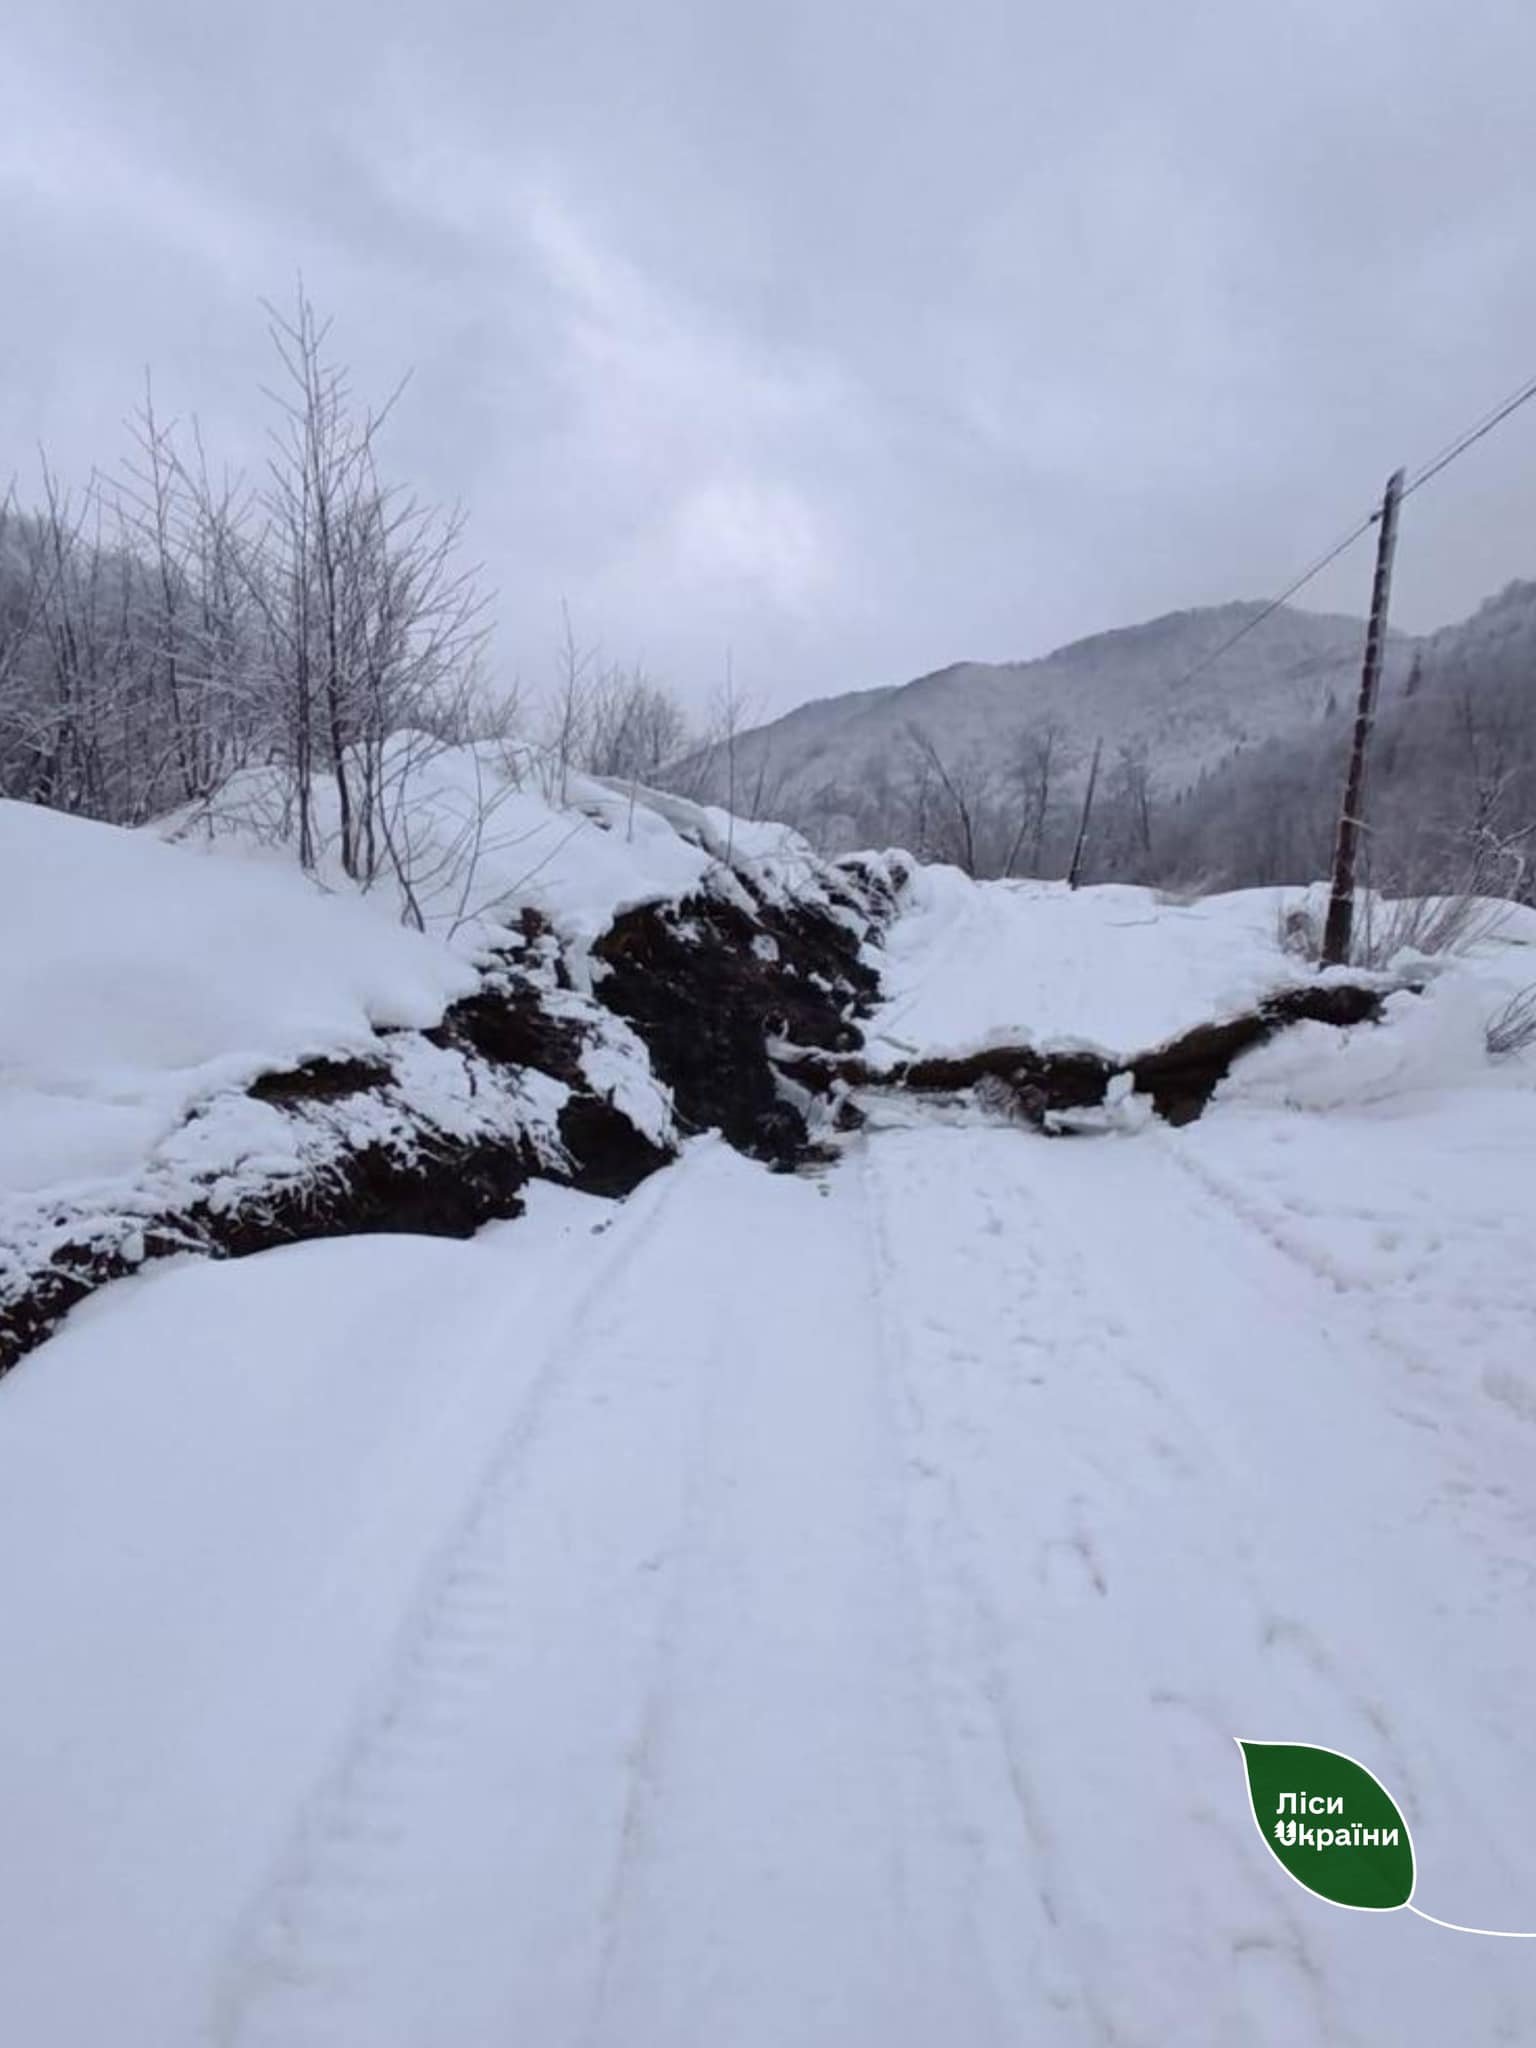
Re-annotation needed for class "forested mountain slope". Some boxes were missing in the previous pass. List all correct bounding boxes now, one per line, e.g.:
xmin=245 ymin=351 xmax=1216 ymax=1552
xmin=1158 ymin=580 xmax=1536 ymax=894
xmin=678 ymin=602 xmax=1412 ymax=857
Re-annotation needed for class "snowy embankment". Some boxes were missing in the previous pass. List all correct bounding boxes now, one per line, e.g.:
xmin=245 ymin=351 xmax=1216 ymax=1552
xmin=864 ymin=860 xmax=1403 ymax=1064
xmin=0 ymin=747 xmax=880 ymax=1370
xmin=847 ymin=856 xmax=1536 ymax=1122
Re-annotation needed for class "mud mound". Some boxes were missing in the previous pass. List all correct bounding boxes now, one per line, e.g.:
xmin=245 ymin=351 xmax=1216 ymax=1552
xmin=594 ymin=881 xmax=880 ymax=1166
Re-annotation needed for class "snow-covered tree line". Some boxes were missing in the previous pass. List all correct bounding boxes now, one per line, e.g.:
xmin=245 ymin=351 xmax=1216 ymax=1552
xmin=9 ymin=290 xmax=1530 ymax=908
xmin=1 ymin=298 xmax=490 ymax=871
xmin=1151 ymin=594 xmax=1536 ymax=903
xmin=740 ymin=592 xmax=1536 ymax=904
xmin=763 ymin=720 xmax=1152 ymax=885
xmin=0 ymin=294 xmax=706 ymax=887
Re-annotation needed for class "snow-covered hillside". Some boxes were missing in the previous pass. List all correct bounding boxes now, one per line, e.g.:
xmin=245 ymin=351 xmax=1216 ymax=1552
xmin=1157 ymin=577 xmax=1536 ymax=894
xmin=683 ymin=600 xmax=1413 ymax=847
xmin=3 ymin=819 xmax=1536 ymax=2045
xmin=0 ymin=750 xmax=879 ymax=1371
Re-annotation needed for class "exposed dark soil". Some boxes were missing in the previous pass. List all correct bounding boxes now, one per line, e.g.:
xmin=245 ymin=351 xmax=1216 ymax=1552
xmin=430 ymin=983 xmax=583 ymax=1081
xmin=0 ymin=963 xmax=673 ymax=1379
xmin=0 ymin=844 xmax=1395 ymax=1385
xmin=1129 ymin=982 xmax=1386 ymax=1125
xmin=593 ymin=881 xmax=880 ymax=1166
xmin=247 ymin=1055 xmax=393 ymax=1105
xmin=835 ymin=852 xmax=913 ymax=921
xmin=557 ymin=1096 xmax=672 ymax=1197
xmin=777 ymin=980 xmax=1392 ymax=1131
xmin=1 ymin=872 xmax=877 ymax=1376
xmin=0 ymin=1124 xmax=547 ymax=1380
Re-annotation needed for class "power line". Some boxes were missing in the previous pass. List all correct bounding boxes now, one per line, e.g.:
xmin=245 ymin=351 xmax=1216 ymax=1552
xmin=1165 ymin=360 xmax=1536 ymax=694
xmin=1402 ymin=367 xmax=1536 ymax=501
xmin=1165 ymin=508 xmax=1382 ymax=693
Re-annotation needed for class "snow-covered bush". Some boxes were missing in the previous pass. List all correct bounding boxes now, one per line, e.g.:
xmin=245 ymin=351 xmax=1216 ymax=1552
xmin=1277 ymin=887 xmax=1509 ymax=970
xmin=1486 ymin=983 xmax=1536 ymax=1059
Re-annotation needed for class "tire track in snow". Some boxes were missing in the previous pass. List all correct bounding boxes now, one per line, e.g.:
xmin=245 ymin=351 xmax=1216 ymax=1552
xmin=212 ymin=1140 xmax=991 ymax=2048
xmin=858 ymin=1127 xmax=1357 ymax=2047
xmin=952 ymin=1122 xmax=1536 ymax=2044
xmin=574 ymin=1302 xmax=733 ymax=2048
xmin=841 ymin=1149 xmax=1019 ymax=2048
xmin=202 ymin=1112 xmax=1520 ymax=2047
xmin=855 ymin=1136 xmax=1130 ymax=2046
xmin=1131 ymin=1130 xmax=1536 ymax=1864
xmin=1153 ymin=1126 xmax=1536 ymax=1584
xmin=209 ymin=1158 xmax=704 ymax=2048
xmin=571 ymin=1158 xmax=1006 ymax=2048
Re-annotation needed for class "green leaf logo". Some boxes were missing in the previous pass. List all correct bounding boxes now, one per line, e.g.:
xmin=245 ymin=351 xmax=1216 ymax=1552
xmin=1237 ymin=1740 xmax=1414 ymax=1911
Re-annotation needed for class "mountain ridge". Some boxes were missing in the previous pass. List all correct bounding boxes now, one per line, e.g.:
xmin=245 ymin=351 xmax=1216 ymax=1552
xmin=682 ymin=598 xmax=1415 ymax=849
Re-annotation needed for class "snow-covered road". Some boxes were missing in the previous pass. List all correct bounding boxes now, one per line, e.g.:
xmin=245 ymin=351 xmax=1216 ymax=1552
xmin=3 ymin=1113 xmax=1535 ymax=2045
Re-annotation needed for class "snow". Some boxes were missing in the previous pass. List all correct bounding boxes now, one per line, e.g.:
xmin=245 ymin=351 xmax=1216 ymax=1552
xmin=0 ymin=798 xmax=477 ymax=1200
xmin=4 ymin=1096 xmax=1536 ymax=2042
xmin=4 ymin=852 xmax=1536 ymax=2044
xmin=2 ymin=754 xmax=827 ymax=1302
xmin=1 ymin=747 xmax=826 ymax=1212
xmin=865 ymin=862 xmax=1536 ymax=1067
xmin=0 ymin=794 xmax=628 ymax=1324
xmin=1222 ymin=975 xmax=1491 ymax=1112
xmin=866 ymin=866 xmax=1298 ymax=1061
xmin=169 ymin=740 xmax=828 ymax=963
xmin=335 ymin=743 xmax=714 ymax=952
xmin=0 ymin=1189 xmax=620 ymax=2048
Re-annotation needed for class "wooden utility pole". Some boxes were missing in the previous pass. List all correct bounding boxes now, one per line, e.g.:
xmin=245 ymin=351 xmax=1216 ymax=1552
xmin=1321 ymin=468 xmax=1406 ymax=966
xmin=1066 ymin=736 xmax=1103 ymax=889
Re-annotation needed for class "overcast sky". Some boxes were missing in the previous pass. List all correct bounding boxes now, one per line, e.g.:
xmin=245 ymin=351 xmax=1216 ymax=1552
xmin=4 ymin=0 xmax=1535 ymax=716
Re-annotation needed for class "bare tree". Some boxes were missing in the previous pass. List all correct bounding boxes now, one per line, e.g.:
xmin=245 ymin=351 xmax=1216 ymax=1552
xmin=540 ymin=602 xmax=596 ymax=806
xmin=704 ymin=656 xmax=751 ymax=861
xmin=21 ymin=465 xmax=138 ymax=819
xmin=173 ymin=288 xmax=492 ymax=886
xmin=1001 ymin=720 xmax=1069 ymax=876
xmin=1066 ymin=736 xmax=1103 ymax=888
xmin=253 ymin=290 xmax=398 ymax=872
xmin=584 ymin=664 xmax=691 ymax=782
xmin=1 ymin=294 xmax=490 ymax=925
xmin=1107 ymin=739 xmax=1155 ymax=872
xmin=903 ymin=723 xmax=987 ymax=876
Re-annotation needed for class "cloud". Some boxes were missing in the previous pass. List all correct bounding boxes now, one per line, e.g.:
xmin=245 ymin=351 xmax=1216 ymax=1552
xmin=670 ymin=480 xmax=834 ymax=610
xmin=4 ymin=0 xmax=1536 ymax=714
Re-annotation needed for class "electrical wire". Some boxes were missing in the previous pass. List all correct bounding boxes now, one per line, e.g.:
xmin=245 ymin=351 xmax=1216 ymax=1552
xmin=1162 ymin=361 xmax=1536 ymax=693
xmin=1402 ymin=368 xmax=1536 ymax=502
xmin=1163 ymin=509 xmax=1382 ymax=692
